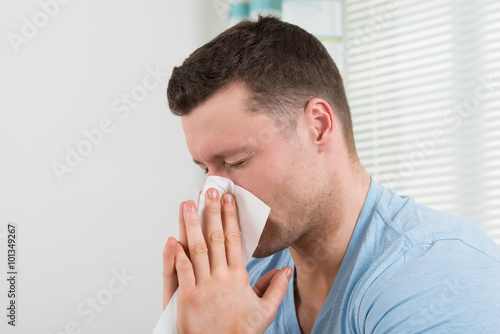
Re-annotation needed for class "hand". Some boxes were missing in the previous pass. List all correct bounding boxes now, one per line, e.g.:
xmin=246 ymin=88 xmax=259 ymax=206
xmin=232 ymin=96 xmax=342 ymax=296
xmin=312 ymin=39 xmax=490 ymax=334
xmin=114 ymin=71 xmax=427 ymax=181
xmin=162 ymin=236 xmax=178 ymax=309
xmin=162 ymin=192 xmax=202 ymax=309
xmin=175 ymin=189 xmax=292 ymax=334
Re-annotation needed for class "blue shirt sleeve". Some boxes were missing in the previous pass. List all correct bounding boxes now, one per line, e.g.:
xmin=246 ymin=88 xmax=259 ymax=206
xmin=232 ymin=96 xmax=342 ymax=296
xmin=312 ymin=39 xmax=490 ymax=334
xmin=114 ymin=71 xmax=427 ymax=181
xmin=357 ymin=239 xmax=500 ymax=333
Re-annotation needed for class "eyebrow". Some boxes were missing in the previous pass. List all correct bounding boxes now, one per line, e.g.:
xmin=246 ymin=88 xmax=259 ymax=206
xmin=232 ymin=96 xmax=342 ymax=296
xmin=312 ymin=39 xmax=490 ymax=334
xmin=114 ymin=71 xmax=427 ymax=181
xmin=192 ymin=147 xmax=252 ymax=166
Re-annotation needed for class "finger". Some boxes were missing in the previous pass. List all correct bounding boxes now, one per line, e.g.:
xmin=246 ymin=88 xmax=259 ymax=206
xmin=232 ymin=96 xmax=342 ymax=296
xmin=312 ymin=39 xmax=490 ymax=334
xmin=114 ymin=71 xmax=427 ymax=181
xmin=183 ymin=201 xmax=211 ymax=282
xmin=178 ymin=202 xmax=188 ymax=253
xmin=162 ymin=237 xmax=179 ymax=309
xmin=221 ymin=193 xmax=244 ymax=269
xmin=175 ymin=242 xmax=195 ymax=288
xmin=204 ymin=188 xmax=227 ymax=271
xmin=261 ymin=267 xmax=292 ymax=309
xmin=197 ymin=190 xmax=202 ymax=208
xmin=252 ymin=269 xmax=279 ymax=298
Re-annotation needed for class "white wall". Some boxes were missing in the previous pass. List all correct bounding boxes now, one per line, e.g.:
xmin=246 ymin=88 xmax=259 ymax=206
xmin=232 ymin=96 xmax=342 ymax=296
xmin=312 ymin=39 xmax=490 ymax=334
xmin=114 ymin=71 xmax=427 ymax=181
xmin=0 ymin=1 xmax=226 ymax=333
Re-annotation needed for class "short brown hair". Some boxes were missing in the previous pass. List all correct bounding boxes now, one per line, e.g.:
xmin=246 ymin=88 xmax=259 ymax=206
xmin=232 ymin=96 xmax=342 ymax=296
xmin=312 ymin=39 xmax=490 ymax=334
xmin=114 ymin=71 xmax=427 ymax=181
xmin=167 ymin=16 xmax=355 ymax=153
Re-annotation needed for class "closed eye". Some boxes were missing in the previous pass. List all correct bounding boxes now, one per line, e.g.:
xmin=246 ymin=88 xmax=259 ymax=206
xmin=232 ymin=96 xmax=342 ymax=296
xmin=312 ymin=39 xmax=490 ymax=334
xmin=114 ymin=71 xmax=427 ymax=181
xmin=199 ymin=152 xmax=253 ymax=175
xmin=226 ymin=153 xmax=254 ymax=172
xmin=202 ymin=161 xmax=243 ymax=175
xmin=226 ymin=160 xmax=245 ymax=169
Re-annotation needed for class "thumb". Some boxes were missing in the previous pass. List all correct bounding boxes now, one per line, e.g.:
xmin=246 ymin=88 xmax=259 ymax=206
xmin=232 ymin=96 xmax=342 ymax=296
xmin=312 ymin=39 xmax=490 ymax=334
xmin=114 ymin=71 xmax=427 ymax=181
xmin=253 ymin=269 xmax=280 ymax=297
xmin=162 ymin=237 xmax=179 ymax=309
xmin=261 ymin=267 xmax=292 ymax=310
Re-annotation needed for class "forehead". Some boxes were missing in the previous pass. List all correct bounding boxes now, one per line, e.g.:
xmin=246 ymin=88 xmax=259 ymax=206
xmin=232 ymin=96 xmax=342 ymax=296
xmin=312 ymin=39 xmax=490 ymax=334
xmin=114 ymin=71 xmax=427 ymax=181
xmin=181 ymin=84 xmax=276 ymax=160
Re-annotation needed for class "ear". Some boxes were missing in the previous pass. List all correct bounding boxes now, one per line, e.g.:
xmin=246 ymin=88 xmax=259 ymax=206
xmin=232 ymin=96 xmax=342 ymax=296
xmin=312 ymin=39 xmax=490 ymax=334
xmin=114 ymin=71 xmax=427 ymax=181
xmin=304 ymin=98 xmax=334 ymax=150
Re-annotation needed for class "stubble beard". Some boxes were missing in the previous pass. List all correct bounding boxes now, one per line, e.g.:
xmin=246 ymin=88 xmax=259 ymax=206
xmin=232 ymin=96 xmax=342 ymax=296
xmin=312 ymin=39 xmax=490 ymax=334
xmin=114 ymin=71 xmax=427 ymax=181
xmin=251 ymin=173 xmax=333 ymax=258
xmin=251 ymin=216 xmax=300 ymax=258
xmin=251 ymin=132 xmax=335 ymax=258
xmin=252 ymin=188 xmax=333 ymax=258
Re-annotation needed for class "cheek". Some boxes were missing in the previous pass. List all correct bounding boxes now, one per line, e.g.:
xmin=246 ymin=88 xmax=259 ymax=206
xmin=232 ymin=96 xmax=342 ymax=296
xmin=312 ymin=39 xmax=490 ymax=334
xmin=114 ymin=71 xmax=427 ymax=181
xmin=237 ymin=151 xmax=290 ymax=206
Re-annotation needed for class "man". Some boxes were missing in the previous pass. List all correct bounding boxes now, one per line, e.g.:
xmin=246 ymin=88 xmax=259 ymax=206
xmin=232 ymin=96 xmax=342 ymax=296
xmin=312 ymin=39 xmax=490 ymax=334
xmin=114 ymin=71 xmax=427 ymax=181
xmin=161 ymin=16 xmax=500 ymax=333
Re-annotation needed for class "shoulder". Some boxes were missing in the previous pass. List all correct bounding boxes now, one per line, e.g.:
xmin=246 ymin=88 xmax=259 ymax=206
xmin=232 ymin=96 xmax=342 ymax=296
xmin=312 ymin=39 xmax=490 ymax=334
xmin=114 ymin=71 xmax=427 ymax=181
xmin=372 ymin=181 xmax=500 ymax=261
xmin=356 ymin=238 xmax=500 ymax=333
xmin=350 ymin=181 xmax=500 ymax=332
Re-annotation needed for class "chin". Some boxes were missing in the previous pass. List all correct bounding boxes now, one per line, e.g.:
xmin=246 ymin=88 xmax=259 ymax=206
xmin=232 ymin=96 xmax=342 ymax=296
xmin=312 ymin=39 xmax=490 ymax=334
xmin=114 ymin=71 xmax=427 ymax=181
xmin=250 ymin=215 xmax=298 ymax=258
xmin=251 ymin=229 xmax=290 ymax=259
xmin=251 ymin=246 xmax=277 ymax=259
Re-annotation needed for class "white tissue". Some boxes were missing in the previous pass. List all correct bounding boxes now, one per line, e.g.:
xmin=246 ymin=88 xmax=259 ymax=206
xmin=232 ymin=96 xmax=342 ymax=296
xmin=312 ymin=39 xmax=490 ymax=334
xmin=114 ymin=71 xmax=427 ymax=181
xmin=153 ymin=176 xmax=270 ymax=334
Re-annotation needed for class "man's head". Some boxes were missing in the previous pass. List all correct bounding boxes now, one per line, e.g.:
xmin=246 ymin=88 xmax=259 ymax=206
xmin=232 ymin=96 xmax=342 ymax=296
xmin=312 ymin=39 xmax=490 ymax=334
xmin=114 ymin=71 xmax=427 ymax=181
xmin=167 ymin=16 xmax=354 ymax=152
xmin=167 ymin=16 xmax=359 ymax=257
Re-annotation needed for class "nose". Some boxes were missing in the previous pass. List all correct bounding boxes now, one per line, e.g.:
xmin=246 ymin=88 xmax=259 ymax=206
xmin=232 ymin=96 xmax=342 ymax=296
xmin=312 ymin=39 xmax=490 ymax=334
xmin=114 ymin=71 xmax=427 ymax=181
xmin=207 ymin=169 xmax=230 ymax=179
xmin=206 ymin=171 xmax=239 ymax=186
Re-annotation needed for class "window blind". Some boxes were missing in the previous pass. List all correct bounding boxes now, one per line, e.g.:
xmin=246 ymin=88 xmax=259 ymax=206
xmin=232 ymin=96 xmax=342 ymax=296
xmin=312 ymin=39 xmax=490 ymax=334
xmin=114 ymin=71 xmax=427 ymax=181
xmin=342 ymin=0 xmax=500 ymax=244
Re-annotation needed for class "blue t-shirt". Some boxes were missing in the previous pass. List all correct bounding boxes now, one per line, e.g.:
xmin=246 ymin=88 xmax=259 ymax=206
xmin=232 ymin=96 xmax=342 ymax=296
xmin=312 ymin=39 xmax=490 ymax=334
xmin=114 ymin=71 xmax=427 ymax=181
xmin=247 ymin=177 xmax=500 ymax=333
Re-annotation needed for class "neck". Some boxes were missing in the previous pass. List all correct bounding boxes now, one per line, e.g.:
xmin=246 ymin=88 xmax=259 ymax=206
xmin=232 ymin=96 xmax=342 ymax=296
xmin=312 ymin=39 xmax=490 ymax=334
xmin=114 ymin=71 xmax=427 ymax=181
xmin=289 ymin=159 xmax=371 ymax=315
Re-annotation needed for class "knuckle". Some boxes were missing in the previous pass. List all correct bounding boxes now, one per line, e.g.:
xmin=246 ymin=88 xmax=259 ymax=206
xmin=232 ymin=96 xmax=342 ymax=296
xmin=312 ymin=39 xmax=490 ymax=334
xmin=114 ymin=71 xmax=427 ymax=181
xmin=206 ymin=205 xmax=220 ymax=215
xmin=163 ymin=246 xmax=174 ymax=260
xmin=191 ymin=242 xmax=208 ymax=254
xmin=163 ymin=256 xmax=174 ymax=267
xmin=186 ymin=216 xmax=201 ymax=226
xmin=177 ymin=258 xmax=192 ymax=271
xmin=211 ymin=268 xmax=229 ymax=280
xmin=225 ymin=232 xmax=241 ymax=244
xmin=223 ymin=208 xmax=237 ymax=217
xmin=162 ymin=269 xmax=175 ymax=280
xmin=279 ymin=284 xmax=288 ymax=297
xmin=210 ymin=231 xmax=225 ymax=244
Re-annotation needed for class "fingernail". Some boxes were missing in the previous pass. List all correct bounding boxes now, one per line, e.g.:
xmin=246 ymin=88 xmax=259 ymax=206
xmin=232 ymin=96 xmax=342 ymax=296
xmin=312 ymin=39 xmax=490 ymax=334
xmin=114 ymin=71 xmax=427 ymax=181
xmin=184 ymin=202 xmax=196 ymax=213
xmin=223 ymin=194 xmax=234 ymax=205
xmin=208 ymin=188 xmax=218 ymax=200
xmin=286 ymin=267 xmax=293 ymax=280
